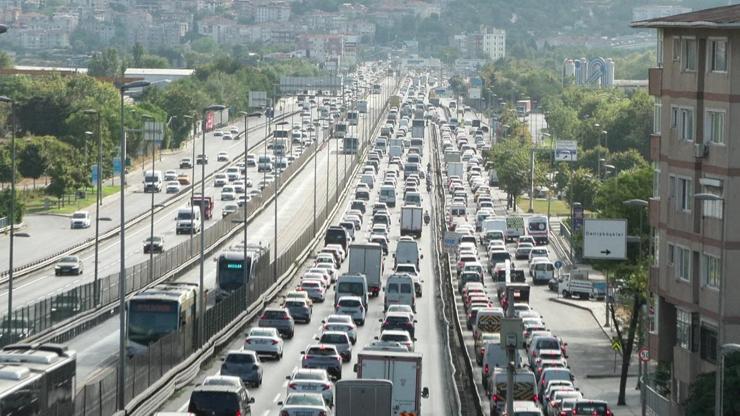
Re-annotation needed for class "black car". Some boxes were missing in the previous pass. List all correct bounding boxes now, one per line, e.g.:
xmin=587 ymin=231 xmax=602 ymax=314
xmin=380 ymin=312 xmax=417 ymax=338
xmin=324 ymin=226 xmax=349 ymax=251
xmin=143 ymin=236 xmax=164 ymax=254
xmin=188 ymin=383 xmax=254 ymax=416
xmin=350 ymin=200 xmax=367 ymax=214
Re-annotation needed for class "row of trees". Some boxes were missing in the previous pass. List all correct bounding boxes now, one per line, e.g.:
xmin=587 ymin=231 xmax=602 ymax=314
xmin=0 ymin=55 xmax=320 ymax=221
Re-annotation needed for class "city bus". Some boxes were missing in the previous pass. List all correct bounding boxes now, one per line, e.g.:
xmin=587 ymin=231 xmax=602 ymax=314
xmin=126 ymin=283 xmax=198 ymax=356
xmin=347 ymin=110 xmax=359 ymax=126
xmin=214 ymin=242 xmax=269 ymax=301
xmin=0 ymin=343 xmax=76 ymax=415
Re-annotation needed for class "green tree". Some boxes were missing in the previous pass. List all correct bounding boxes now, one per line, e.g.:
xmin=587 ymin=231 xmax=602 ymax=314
xmin=0 ymin=51 xmax=12 ymax=69
xmin=88 ymin=48 xmax=124 ymax=78
xmin=132 ymin=42 xmax=144 ymax=67
xmin=566 ymin=167 xmax=599 ymax=211
xmin=488 ymin=138 xmax=531 ymax=209
xmin=685 ymin=351 xmax=740 ymax=416
xmin=609 ymin=149 xmax=648 ymax=173
xmin=17 ymin=138 xmax=49 ymax=188
xmin=0 ymin=189 xmax=23 ymax=223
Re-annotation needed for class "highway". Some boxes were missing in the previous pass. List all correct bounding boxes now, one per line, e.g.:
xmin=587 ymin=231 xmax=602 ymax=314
xmin=156 ymin=78 xmax=455 ymax=416
xmin=0 ymin=104 xmax=314 ymax=312
xmin=0 ymin=101 xmax=295 ymax=274
xmin=68 ymin=76 xmax=396 ymax=384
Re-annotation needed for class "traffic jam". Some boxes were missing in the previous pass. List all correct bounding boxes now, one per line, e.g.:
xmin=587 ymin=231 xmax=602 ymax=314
xmin=435 ymin=103 xmax=615 ymax=416
xmin=181 ymin=74 xmax=435 ymax=416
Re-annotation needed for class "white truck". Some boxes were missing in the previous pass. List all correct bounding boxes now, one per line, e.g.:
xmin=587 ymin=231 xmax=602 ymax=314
xmin=506 ymin=215 xmax=525 ymax=242
xmin=335 ymin=379 xmax=393 ymax=416
xmin=389 ymin=145 xmax=403 ymax=160
xmin=355 ymin=351 xmax=429 ymax=416
xmin=400 ymin=206 xmax=423 ymax=238
xmin=394 ymin=237 xmax=422 ymax=269
xmin=143 ymin=169 xmax=163 ymax=193
xmin=348 ymin=243 xmax=384 ymax=298
xmin=558 ymin=268 xmax=594 ymax=299
xmin=447 ymin=162 xmax=464 ymax=179
xmin=411 ymin=119 xmax=425 ymax=139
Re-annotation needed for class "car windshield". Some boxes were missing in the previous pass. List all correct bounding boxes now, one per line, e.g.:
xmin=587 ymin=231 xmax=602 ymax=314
xmin=177 ymin=211 xmax=193 ymax=220
xmin=538 ymin=339 xmax=561 ymax=350
xmin=250 ymin=328 xmax=275 ymax=337
xmin=226 ymin=353 xmax=255 ymax=364
xmin=321 ymin=333 xmax=348 ymax=344
xmin=72 ymin=213 xmax=86 ymax=219
xmin=382 ymin=334 xmax=409 ymax=342
xmin=263 ymin=310 xmax=287 ymax=319
xmin=60 ymin=256 xmax=78 ymax=263
xmin=338 ymin=299 xmax=361 ymax=307
xmin=294 ymin=370 xmax=325 ymax=381
xmin=188 ymin=391 xmax=239 ymax=413
xmin=285 ymin=301 xmax=306 ymax=308
xmin=286 ymin=394 xmax=325 ymax=406
xmin=307 ymin=347 xmax=336 ymax=356
xmin=575 ymin=402 xmax=607 ymax=414
xmin=337 ymin=282 xmax=364 ymax=296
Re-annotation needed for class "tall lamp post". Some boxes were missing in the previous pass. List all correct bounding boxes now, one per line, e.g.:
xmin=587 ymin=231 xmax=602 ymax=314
xmin=198 ymin=104 xmax=226 ymax=345
xmin=695 ymin=192 xmax=726 ymax=416
xmin=183 ymin=114 xmax=197 ymax=255
xmin=117 ymin=79 xmax=151 ymax=410
xmin=82 ymin=110 xmax=103 ymax=305
xmin=273 ymin=120 xmax=289 ymax=283
xmin=0 ymin=96 xmax=15 ymax=335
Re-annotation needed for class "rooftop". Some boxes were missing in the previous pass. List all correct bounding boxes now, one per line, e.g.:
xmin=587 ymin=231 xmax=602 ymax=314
xmin=631 ymin=4 xmax=740 ymax=29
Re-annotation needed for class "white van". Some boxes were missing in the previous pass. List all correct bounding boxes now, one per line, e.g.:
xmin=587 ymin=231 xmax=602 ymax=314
xmin=360 ymin=174 xmax=375 ymax=189
xmin=379 ymin=185 xmax=396 ymax=208
xmin=175 ymin=206 xmax=201 ymax=235
xmin=531 ymin=260 xmax=555 ymax=285
xmin=394 ymin=237 xmax=421 ymax=268
xmin=335 ymin=273 xmax=368 ymax=309
xmin=257 ymin=155 xmax=273 ymax=172
xmin=384 ymin=273 xmax=416 ymax=312
xmin=143 ymin=170 xmax=163 ymax=193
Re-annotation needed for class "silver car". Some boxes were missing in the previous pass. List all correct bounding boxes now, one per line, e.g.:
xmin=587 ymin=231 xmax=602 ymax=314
xmin=335 ymin=296 xmax=366 ymax=325
xmin=285 ymin=368 xmax=334 ymax=406
xmin=244 ymin=327 xmax=284 ymax=360
xmin=278 ymin=392 xmax=330 ymax=416
xmin=316 ymin=330 xmax=352 ymax=362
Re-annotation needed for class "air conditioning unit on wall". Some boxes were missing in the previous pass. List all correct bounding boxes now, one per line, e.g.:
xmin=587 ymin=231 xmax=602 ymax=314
xmin=695 ymin=143 xmax=708 ymax=158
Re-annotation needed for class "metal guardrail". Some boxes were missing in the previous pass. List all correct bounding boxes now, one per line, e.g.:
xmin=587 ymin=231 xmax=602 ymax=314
xmin=644 ymin=381 xmax=671 ymax=416
xmin=11 ymin=125 xmax=320 ymax=350
xmin=0 ymin=112 xmax=297 ymax=282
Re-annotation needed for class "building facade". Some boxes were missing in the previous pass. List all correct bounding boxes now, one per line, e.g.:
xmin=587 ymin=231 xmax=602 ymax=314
xmin=633 ymin=5 xmax=740 ymax=414
xmin=481 ymin=27 xmax=505 ymax=61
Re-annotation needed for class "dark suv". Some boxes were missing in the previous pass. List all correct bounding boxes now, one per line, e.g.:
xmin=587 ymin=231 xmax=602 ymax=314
xmin=325 ymin=226 xmax=349 ymax=251
xmin=301 ymin=344 xmax=342 ymax=380
xmin=380 ymin=311 xmax=417 ymax=338
xmin=188 ymin=383 xmax=255 ymax=416
xmin=258 ymin=307 xmax=295 ymax=339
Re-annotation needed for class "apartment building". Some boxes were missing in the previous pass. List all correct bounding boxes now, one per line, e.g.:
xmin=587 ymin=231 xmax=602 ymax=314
xmin=632 ymin=5 xmax=740 ymax=414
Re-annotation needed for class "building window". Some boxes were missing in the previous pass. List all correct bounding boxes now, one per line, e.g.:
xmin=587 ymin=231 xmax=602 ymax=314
xmin=671 ymin=106 xmax=679 ymax=128
xmin=654 ymin=98 xmax=662 ymax=134
xmin=700 ymin=323 xmax=718 ymax=363
xmin=649 ymin=295 xmax=659 ymax=334
xmin=676 ymin=308 xmax=692 ymax=350
xmin=657 ymin=29 xmax=663 ymax=67
xmin=653 ymin=230 xmax=660 ymax=266
xmin=668 ymin=243 xmax=675 ymax=265
xmin=672 ymin=37 xmax=681 ymax=62
xmin=705 ymin=110 xmax=725 ymax=144
xmin=683 ymin=38 xmax=697 ymax=71
xmin=675 ymin=246 xmax=691 ymax=281
xmin=702 ymin=181 xmax=723 ymax=219
xmin=676 ymin=177 xmax=692 ymax=212
xmin=701 ymin=253 xmax=721 ymax=288
xmin=680 ymin=108 xmax=694 ymax=141
xmin=653 ymin=162 xmax=660 ymax=199
xmin=709 ymin=39 xmax=727 ymax=72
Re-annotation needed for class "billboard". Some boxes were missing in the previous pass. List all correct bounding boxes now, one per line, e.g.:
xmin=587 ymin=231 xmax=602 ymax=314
xmin=249 ymin=91 xmax=268 ymax=108
xmin=554 ymin=140 xmax=578 ymax=161
xmin=468 ymin=87 xmax=482 ymax=99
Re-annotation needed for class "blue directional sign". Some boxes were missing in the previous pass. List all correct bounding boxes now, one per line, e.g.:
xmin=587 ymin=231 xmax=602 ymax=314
xmin=554 ymin=260 xmax=563 ymax=269
xmin=113 ymin=157 xmax=122 ymax=176
xmin=91 ymin=164 xmax=100 ymax=185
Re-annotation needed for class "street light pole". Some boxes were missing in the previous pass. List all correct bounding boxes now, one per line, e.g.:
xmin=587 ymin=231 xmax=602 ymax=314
xmin=239 ymin=111 xmax=261 ymax=290
xmin=116 ymin=79 xmax=151 ymax=410
xmin=183 ymin=114 xmax=197 ymax=256
xmin=83 ymin=109 xmax=102 ymax=305
xmin=0 ymin=96 xmax=15 ymax=336
xmin=142 ymin=114 xmax=156 ymax=283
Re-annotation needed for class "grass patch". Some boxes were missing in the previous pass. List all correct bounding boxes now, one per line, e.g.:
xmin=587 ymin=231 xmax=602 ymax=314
xmin=25 ymin=186 xmax=121 ymax=214
xmin=517 ymin=196 xmax=571 ymax=216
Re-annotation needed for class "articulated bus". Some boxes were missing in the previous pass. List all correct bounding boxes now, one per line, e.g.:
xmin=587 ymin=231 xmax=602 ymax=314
xmin=0 ymin=343 xmax=76 ymax=415
xmin=214 ymin=242 xmax=269 ymax=301
xmin=126 ymin=283 xmax=198 ymax=356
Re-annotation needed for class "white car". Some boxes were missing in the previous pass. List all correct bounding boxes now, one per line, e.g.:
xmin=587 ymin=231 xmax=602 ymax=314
xmin=299 ymin=279 xmax=326 ymax=302
xmin=335 ymin=296 xmax=366 ymax=325
xmin=386 ymin=304 xmax=415 ymax=321
xmin=221 ymin=186 xmax=236 ymax=201
xmin=379 ymin=330 xmax=415 ymax=352
xmin=278 ymin=392 xmax=331 ymax=416
xmin=163 ymin=169 xmax=178 ymax=181
xmin=214 ymin=130 xmax=224 ymax=137
xmin=321 ymin=315 xmax=357 ymax=344
xmin=70 ymin=211 xmax=91 ymax=229
xmin=165 ymin=181 xmax=181 ymax=193
xmin=222 ymin=203 xmax=239 ymax=217
xmin=230 ymin=128 xmax=239 ymax=135
xmin=285 ymin=369 xmax=334 ymax=407
xmin=244 ymin=327 xmax=283 ymax=360
xmin=214 ymin=173 xmax=228 ymax=187
xmin=217 ymin=151 xmax=229 ymax=161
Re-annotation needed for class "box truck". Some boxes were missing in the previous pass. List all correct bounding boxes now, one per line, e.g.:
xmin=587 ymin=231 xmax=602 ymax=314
xmin=355 ymin=351 xmax=429 ymax=416
xmin=400 ymin=206 xmax=423 ymax=238
xmin=335 ymin=379 xmax=393 ymax=416
xmin=348 ymin=243 xmax=384 ymax=297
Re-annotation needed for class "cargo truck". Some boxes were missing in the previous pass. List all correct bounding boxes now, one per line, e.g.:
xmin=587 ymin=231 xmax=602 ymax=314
xmin=400 ymin=206 xmax=423 ymax=238
xmin=355 ymin=351 xmax=429 ymax=416
xmin=447 ymin=162 xmax=464 ymax=179
xmin=348 ymin=243 xmax=383 ymax=297
xmin=558 ymin=268 xmax=594 ymax=299
xmin=335 ymin=379 xmax=393 ymax=416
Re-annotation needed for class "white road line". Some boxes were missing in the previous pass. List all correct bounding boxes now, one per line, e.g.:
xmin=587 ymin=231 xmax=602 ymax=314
xmin=272 ymin=393 xmax=281 ymax=403
xmin=177 ymin=399 xmax=190 ymax=412
xmin=261 ymin=410 xmax=270 ymax=416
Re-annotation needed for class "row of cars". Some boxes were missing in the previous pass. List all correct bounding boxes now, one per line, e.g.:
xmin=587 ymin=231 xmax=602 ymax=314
xmin=437 ymin=108 xmax=614 ymax=416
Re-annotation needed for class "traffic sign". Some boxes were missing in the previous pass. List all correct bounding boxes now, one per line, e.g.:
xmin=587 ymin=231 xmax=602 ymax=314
xmin=611 ymin=337 xmax=622 ymax=353
xmin=143 ymin=121 xmax=164 ymax=142
xmin=113 ymin=157 xmax=122 ymax=176
xmin=583 ymin=219 xmax=627 ymax=260
xmin=554 ymin=140 xmax=578 ymax=161
xmin=91 ymin=164 xmax=100 ymax=185
xmin=639 ymin=347 xmax=650 ymax=362
xmin=443 ymin=231 xmax=461 ymax=251
xmin=554 ymin=260 xmax=563 ymax=269
xmin=249 ymin=91 xmax=268 ymax=108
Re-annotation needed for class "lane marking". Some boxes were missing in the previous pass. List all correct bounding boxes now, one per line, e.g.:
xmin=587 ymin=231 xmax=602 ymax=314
xmin=272 ymin=393 xmax=281 ymax=404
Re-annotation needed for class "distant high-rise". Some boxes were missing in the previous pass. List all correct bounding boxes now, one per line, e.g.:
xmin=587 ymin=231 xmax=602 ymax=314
xmin=562 ymin=57 xmax=614 ymax=88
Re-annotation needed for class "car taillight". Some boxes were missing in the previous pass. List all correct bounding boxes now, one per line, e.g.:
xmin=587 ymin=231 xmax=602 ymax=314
xmin=323 ymin=383 xmax=332 ymax=390
xmin=235 ymin=410 xmax=241 ymax=416
xmin=280 ymin=411 xmax=289 ymax=416
xmin=272 ymin=339 xmax=279 ymax=344
xmin=245 ymin=339 xmax=252 ymax=344
xmin=533 ymin=394 xmax=538 ymax=402
xmin=559 ymin=412 xmax=568 ymax=416
xmin=318 ymin=411 xmax=328 ymax=416
xmin=531 ymin=351 xmax=537 ymax=357
xmin=483 ymin=363 xmax=489 ymax=375
xmin=606 ymin=410 xmax=613 ymax=416
xmin=288 ymin=382 xmax=297 ymax=389
xmin=281 ymin=315 xmax=291 ymax=320
xmin=492 ymin=394 xmax=500 ymax=402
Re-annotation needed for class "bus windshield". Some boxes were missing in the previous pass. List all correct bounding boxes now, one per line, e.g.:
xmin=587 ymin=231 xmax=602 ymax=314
xmin=128 ymin=300 xmax=179 ymax=345
xmin=217 ymin=257 xmax=249 ymax=291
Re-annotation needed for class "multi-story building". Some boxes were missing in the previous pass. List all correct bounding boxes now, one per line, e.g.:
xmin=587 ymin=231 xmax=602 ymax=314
xmin=481 ymin=26 xmax=505 ymax=61
xmin=255 ymin=0 xmax=290 ymax=23
xmin=632 ymin=5 xmax=740 ymax=414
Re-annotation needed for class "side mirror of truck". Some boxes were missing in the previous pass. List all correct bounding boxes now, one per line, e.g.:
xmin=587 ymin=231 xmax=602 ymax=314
xmin=421 ymin=387 xmax=429 ymax=398
xmin=420 ymin=254 xmax=424 ymax=259
xmin=353 ymin=363 xmax=359 ymax=373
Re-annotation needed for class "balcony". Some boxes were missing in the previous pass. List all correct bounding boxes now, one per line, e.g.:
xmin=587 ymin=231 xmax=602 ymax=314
xmin=649 ymin=67 xmax=662 ymax=96
xmin=649 ymin=265 xmax=660 ymax=292
xmin=649 ymin=197 xmax=660 ymax=229
xmin=650 ymin=133 xmax=661 ymax=162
